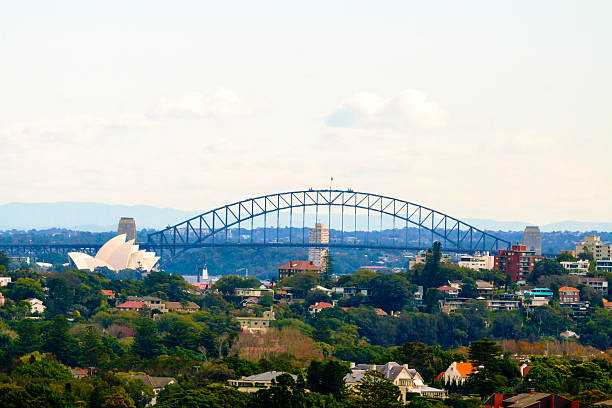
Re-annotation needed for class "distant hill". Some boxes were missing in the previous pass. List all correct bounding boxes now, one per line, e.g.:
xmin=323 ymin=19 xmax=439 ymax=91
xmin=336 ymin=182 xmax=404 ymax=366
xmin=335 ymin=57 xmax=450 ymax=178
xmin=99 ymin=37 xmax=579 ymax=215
xmin=465 ymin=218 xmax=612 ymax=233
xmin=0 ymin=202 xmax=198 ymax=231
xmin=0 ymin=202 xmax=610 ymax=232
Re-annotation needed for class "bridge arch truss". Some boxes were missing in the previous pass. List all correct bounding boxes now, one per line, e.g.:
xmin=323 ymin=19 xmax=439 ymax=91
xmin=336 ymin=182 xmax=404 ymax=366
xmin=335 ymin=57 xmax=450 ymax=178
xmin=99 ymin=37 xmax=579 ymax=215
xmin=147 ymin=189 xmax=510 ymax=259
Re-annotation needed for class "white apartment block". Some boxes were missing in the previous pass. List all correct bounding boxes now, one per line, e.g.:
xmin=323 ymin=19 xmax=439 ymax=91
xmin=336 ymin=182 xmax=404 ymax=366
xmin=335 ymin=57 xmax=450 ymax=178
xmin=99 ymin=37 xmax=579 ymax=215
xmin=308 ymin=223 xmax=329 ymax=269
xmin=576 ymin=235 xmax=612 ymax=261
xmin=457 ymin=252 xmax=494 ymax=270
xmin=560 ymin=260 xmax=590 ymax=272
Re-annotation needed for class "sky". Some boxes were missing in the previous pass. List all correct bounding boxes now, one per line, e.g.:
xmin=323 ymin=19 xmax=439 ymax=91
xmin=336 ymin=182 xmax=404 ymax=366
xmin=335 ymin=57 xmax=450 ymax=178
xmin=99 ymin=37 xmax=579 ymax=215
xmin=1 ymin=1 xmax=610 ymax=226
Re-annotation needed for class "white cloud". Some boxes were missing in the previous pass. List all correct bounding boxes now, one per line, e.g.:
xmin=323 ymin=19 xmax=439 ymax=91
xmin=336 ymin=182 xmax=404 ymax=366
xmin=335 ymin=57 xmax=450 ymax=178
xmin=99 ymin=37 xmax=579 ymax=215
xmin=325 ymin=89 xmax=448 ymax=130
xmin=152 ymin=89 xmax=252 ymax=119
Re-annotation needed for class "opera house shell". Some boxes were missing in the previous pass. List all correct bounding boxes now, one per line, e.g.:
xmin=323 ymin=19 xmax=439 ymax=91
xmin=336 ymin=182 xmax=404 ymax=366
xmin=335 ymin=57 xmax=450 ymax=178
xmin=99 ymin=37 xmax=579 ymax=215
xmin=68 ymin=234 xmax=160 ymax=272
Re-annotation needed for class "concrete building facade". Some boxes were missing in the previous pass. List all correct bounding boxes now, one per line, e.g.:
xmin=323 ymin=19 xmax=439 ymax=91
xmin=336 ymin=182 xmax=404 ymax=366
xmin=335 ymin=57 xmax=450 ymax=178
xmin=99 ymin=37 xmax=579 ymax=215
xmin=308 ymin=223 xmax=329 ymax=269
xmin=118 ymin=217 xmax=137 ymax=242
xmin=575 ymin=235 xmax=612 ymax=261
xmin=523 ymin=226 xmax=542 ymax=255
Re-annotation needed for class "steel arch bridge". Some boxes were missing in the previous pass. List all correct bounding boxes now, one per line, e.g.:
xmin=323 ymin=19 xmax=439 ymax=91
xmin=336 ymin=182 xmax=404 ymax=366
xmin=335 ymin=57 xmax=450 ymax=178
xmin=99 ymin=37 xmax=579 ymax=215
xmin=147 ymin=189 xmax=510 ymax=260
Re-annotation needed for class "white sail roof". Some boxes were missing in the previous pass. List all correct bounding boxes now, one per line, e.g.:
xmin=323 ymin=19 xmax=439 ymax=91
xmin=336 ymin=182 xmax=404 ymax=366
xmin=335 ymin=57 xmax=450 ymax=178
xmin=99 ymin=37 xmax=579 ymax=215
xmin=68 ymin=234 xmax=159 ymax=273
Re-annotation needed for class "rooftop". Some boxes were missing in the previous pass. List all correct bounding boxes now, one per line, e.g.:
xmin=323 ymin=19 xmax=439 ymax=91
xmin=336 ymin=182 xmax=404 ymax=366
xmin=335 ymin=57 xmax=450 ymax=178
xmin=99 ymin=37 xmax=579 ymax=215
xmin=240 ymin=371 xmax=297 ymax=382
xmin=278 ymin=260 xmax=321 ymax=271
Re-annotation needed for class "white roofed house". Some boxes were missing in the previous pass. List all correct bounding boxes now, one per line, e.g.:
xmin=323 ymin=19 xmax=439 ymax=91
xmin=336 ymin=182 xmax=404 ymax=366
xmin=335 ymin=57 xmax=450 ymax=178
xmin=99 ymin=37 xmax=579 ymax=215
xmin=228 ymin=371 xmax=297 ymax=393
xmin=344 ymin=362 xmax=445 ymax=402
xmin=26 ymin=298 xmax=46 ymax=314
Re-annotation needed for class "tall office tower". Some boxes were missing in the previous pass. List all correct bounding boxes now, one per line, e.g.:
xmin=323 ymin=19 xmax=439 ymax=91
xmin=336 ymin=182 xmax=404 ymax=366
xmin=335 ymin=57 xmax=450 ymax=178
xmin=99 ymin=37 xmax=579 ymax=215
xmin=118 ymin=217 xmax=137 ymax=242
xmin=308 ymin=223 xmax=329 ymax=269
xmin=523 ymin=226 xmax=542 ymax=256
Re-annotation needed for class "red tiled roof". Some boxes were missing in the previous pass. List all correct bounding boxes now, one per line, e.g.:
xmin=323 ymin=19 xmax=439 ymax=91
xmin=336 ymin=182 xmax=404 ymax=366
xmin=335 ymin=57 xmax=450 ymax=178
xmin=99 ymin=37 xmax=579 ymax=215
xmin=559 ymin=286 xmax=579 ymax=292
xmin=437 ymin=285 xmax=456 ymax=291
xmin=278 ymin=260 xmax=321 ymax=271
xmin=165 ymin=301 xmax=200 ymax=310
xmin=101 ymin=289 xmax=115 ymax=296
xmin=116 ymin=301 xmax=148 ymax=309
xmin=309 ymin=301 xmax=333 ymax=310
xmin=456 ymin=362 xmax=476 ymax=377
xmin=192 ymin=282 xmax=212 ymax=289
xmin=374 ymin=308 xmax=388 ymax=316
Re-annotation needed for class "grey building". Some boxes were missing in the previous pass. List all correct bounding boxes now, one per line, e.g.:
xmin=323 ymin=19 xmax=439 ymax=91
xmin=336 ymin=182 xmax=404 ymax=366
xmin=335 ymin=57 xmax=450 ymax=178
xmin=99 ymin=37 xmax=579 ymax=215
xmin=523 ymin=226 xmax=541 ymax=255
xmin=118 ymin=217 xmax=137 ymax=241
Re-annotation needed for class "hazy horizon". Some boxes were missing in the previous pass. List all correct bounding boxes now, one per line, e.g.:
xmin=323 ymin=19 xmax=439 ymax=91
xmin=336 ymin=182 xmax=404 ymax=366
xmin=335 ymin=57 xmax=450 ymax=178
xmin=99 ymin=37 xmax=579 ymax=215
xmin=1 ymin=1 xmax=610 ymax=225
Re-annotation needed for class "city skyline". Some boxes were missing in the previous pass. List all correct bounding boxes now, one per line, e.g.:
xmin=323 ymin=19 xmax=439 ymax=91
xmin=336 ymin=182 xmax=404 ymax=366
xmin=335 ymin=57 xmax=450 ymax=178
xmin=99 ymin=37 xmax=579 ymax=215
xmin=1 ymin=1 xmax=610 ymax=225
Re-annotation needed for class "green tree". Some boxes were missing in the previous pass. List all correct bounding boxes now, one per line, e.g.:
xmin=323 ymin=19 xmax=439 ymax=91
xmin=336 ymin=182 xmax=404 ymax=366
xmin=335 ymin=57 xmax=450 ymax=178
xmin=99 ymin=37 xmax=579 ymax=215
xmin=370 ymin=274 xmax=413 ymax=313
xmin=351 ymin=370 xmax=403 ymax=408
xmin=307 ymin=360 xmax=350 ymax=399
xmin=212 ymin=275 xmax=261 ymax=295
xmin=0 ymin=250 xmax=9 ymax=270
xmin=277 ymin=272 xmax=320 ymax=298
xmin=468 ymin=338 xmax=501 ymax=371
xmin=459 ymin=278 xmax=479 ymax=299
xmin=11 ymin=277 xmax=43 ymax=301
xmin=103 ymin=386 xmax=136 ymax=408
xmin=132 ymin=318 xmax=164 ymax=359
xmin=555 ymin=252 xmax=577 ymax=262
xmin=528 ymin=258 xmax=566 ymax=284
xmin=42 ymin=314 xmax=79 ymax=366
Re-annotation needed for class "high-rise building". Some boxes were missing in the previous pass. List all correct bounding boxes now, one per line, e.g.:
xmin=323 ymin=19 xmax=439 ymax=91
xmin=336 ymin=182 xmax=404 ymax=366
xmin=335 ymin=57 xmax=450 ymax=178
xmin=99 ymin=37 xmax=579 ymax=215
xmin=308 ymin=223 xmax=329 ymax=269
xmin=575 ymin=235 xmax=612 ymax=260
xmin=118 ymin=217 xmax=137 ymax=242
xmin=522 ymin=226 xmax=542 ymax=255
xmin=494 ymin=243 xmax=544 ymax=282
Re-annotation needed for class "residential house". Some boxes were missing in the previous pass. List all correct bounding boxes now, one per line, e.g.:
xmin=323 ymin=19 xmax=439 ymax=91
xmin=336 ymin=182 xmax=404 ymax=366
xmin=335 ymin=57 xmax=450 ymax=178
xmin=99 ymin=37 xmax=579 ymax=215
xmin=439 ymin=298 xmax=471 ymax=314
xmin=70 ymin=368 xmax=90 ymax=379
xmin=437 ymin=285 xmax=459 ymax=297
xmin=373 ymin=308 xmax=388 ymax=316
xmin=487 ymin=299 xmax=521 ymax=311
xmin=437 ymin=362 xmax=477 ymax=386
xmin=127 ymin=296 xmax=167 ymax=312
xmin=580 ymin=277 xmax=609 ymax=295
xmin=0 ymin=277 xmax=11 ymax=287
xmin=240 ymin=297 xmax=259 ymax=307
xmin=100 ymin=289 xmax=115 ymax=298
xmin=228 ymin=371 xmax=297 ymax=393
xmin=560 ymin=260 xmax=590 ymax=273
xmin=26 ymin=298 xmax=46 ymax=314
xmin=234 ymin=286 xmax=274 ymax=297
xmin=476 ymin=280 xmax=495 ymax=299
xmin=332 ymin=287 xmax=371 ymax=297
xmin=308 ymin=301 xmax=334 ymax=314
xmin=0 ymin=292 xmax=4 ymax=307
xmin=524 ymin=288 xmax=552 ymax=308
xmin=603 ymin=299 xmax=612 ymax=311
xmin=277 ymin=260 xmax=320 ymax=280
xmin=519 ymin=363 xmax=532 ymax=378
xmin=164 ymin=301 xmax=200 ymax=313
xmin=126 ymin=375 xmax=176 ymax=405
xmin=236 ymin=308 xmax=275 ymax=331
xmin=458 ymin=252 xmax=495 ymax=270
xmin=345 ymin=362 xmax=445 ymax=401
xmin=116 ymin=301 xmax=149 ymax=312
xmin=559 ymin=287 xmax=580 ymax=304
xmin=484 ymin=392 xmax=587 ymax=408
xmin=596 ymin=258 xmax=612 ymax=272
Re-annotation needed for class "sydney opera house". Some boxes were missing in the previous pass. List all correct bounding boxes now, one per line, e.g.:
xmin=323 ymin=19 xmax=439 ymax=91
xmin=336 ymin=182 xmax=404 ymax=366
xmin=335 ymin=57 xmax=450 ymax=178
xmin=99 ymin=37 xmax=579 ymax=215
xmin=68 ymin=234 xmax=159 ymax=272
